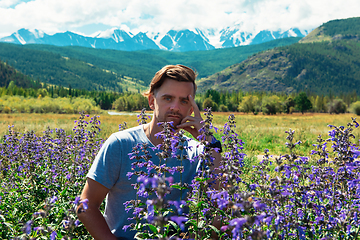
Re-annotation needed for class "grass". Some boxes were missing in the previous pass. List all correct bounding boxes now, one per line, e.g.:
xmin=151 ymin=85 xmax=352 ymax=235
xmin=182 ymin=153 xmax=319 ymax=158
xmin=0 ymin=112 xmax=359 ymax=157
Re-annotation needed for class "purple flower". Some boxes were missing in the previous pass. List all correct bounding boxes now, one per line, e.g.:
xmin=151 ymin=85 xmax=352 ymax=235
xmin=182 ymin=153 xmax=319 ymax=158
xmin=74 ymin=219 xmax=80 ymax=227
xmin=220 ymin=225 xmax=229 ymax=232
xmin=23 ymin=220 xmax=32 ymax=234
xmin=50 ymin=231 xmax=57 ymax=240
xmin=123 ymin=224 xmax=131 ymax=232
xmin=253 ymin=201 xmax=266 ymax=211
xmin=49 ymin=195 xmax=58 ymax=204
xmin=73 ymin=196 xmax=80 ymax=205
xmin=170 ymin=216 xmax=188 ymax=231
xmin=80 ymin=199 xmax=89 ymax=210
xmin=211 ymin=190 xmax=229 ymax=210
xmin=229 ymin=218 xmax=247 ymax=239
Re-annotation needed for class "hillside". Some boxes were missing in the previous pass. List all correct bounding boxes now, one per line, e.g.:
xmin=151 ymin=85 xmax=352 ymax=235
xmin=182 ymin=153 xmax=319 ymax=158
xmin=0 ymin=60 xmax=40 ymax=89
xmin=197 ymin=17 xmax=360 ymax=95
xmin=0 ymin=43 xmax=148 ymax=92
xmin=0 ymin=37 xmax=300 ymax=92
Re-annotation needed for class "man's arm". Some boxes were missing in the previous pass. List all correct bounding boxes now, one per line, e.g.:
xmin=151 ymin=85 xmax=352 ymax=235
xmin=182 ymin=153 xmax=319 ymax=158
xmin=77 ymin=178 xmax=117 ymax=240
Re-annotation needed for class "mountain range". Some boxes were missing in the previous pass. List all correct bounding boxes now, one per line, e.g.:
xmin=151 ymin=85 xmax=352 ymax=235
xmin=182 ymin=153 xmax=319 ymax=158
xmin=0 ymin=26 xmax=308 ymax=52
xmin=1 ymin=17 xmax=359 ymax=96
xmin=197 ymin=17 xmax=360 ymax=95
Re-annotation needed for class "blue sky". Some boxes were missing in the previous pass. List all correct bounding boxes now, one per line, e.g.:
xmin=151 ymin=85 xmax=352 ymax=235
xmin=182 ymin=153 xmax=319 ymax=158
xmin=0 ymin=0 xmax=359 ymax=37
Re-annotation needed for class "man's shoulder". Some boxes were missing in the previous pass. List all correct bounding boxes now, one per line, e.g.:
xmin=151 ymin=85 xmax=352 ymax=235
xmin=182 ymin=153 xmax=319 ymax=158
xmin=110 ymin=125 xmax=147 ymax=143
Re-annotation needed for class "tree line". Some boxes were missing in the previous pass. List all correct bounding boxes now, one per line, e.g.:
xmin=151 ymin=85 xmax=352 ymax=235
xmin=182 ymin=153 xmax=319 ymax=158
xmin=196 ymin=89 xmax=360 ymax=115
xmin=1 ymin=81 xmax=360 ymax=115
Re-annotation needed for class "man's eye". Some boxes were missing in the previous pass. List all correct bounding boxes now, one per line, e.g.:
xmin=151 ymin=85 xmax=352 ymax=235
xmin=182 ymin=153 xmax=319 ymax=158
xmin=182 ymin=100 xmax=189 ymax=104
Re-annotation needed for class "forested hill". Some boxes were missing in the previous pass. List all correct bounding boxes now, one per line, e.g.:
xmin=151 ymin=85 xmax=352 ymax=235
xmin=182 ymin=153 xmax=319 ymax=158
xmin=0 ymin=60 xmax=41 ymax=89
xmin=197 ymin=17 xmax=360 ymax=95
xmin=0 ymin=37 xmax=300 ymax=92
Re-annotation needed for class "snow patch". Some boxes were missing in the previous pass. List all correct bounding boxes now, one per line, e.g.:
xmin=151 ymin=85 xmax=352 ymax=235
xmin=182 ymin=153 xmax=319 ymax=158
xmin=29 ymin=29 xmax=44 ymax=38
xmin=14 ymin=32 xmax=26 ymax=44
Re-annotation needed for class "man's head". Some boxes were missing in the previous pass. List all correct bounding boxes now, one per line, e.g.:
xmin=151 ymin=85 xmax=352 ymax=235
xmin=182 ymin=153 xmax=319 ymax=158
xmin=144 ymin=65 xmax=197 ymax=127
xmin=143 ymin=65 xmax=197 ymax=97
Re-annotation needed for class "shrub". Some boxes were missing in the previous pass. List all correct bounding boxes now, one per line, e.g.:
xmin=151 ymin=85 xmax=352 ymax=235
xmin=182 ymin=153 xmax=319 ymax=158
xmin=261 ymin=95 xmax=282 ymax=115
xmin=203 ymin=97 xmax=218 ymax=111
xmin=350 ymin=101 xmax=360 ymax=115
xmin=327 ymin=98 xmax=347 ymax=114
xmin=218 ymin=104 xmax=229 ymax=112
xmin=238 ymin=95 xmax=260 ymax=114
xmin=0 ymin=96 xmax=101 ymax=114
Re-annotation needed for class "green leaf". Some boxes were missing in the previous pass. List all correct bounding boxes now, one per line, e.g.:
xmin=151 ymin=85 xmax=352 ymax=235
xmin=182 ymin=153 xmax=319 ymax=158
xmin=208 ymin=225 xmax=220 ymax=235
xmin=168 ymin=220 xmax=179 ymax=230
xmin=197 ymin=201 xmax=205 ymax=208
xmin=198 ymin=220 xmax=206 ymax=229
xmin=146 ymin=223 xmax=158 ymax=234
xmin=60 ymin=186 xmax=68 ymax=196
xmin=170 ymin=184 xmax=188 ymax=190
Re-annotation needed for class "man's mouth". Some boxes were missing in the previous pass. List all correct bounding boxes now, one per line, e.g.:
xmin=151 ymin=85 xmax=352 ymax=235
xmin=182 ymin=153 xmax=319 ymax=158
xmin=167 ymin=112 xmax=182 ymax=119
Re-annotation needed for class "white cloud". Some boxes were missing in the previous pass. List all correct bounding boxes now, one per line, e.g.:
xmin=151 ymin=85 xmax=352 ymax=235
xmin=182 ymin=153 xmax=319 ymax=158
xmin=0 ymin=0 xmax=360 ymax=38
xmin=0 ymin=0 xmax=20 ymax=8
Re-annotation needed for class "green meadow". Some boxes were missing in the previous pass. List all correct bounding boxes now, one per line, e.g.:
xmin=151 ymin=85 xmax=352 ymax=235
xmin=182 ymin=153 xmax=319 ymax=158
xmin=1 ymin=112 xmax=358 ymax=158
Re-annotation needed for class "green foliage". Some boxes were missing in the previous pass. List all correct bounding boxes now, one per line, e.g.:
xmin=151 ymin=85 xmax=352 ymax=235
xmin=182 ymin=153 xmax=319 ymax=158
xmin=238 ymin=95 xmax=260 ymax=114
xmin=202 ymin=97 xmax=218 ymax=111
xmin=313 ymin=95 xmax=327 ymax=113
xmin=283 ymin=97 xmax=295 ymax=114
xmin=327 ymin=98 xmax=347 ymax=114
xmin=321 ymin=17 xmax=360 ymax=37
xmin=261 ymin=95 xmax=282 ymax=115
xmin=0 ymin=95 xmax=101 ymax=114
xmin=0 ymin=43 xmax=129 ymax=92
xmin=0 ymin=60 xmax=41 ymax=89
xmin=294 ymin=92 xmax=312 ymax=114
xmin=280 ymin=40 xmax=360 ymax=95
xmin=350 ymin=101 xmax=360 ymax=115
xmin=112 ymin=93 xmax=148 ymax=112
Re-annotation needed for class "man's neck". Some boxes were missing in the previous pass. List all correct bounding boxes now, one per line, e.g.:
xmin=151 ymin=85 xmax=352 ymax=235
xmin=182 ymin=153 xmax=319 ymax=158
xmin=143 ymin=120 xmax=163 ymax=146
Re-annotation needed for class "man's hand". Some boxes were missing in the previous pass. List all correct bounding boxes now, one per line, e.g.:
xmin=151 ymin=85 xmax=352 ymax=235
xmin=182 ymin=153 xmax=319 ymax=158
xmin=176 ymin=95 xmax=203 ymax=139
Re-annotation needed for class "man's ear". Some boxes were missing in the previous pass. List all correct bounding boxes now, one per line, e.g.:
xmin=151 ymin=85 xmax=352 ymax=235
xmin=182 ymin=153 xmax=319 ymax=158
xmin=148 ymin=94 xmax=155 ymax=110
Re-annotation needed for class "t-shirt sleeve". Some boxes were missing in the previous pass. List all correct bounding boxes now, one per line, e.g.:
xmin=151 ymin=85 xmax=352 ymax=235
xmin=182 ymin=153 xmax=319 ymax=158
xmin=87 ymin=133 xmax=122 ymax=189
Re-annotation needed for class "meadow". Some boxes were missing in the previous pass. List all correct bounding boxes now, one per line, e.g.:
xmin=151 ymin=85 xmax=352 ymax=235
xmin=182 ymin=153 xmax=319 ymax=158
xmin=1 ymin=111 xmax=360 ymax=239
xmin=1 ymin=112 xmax=358 ymax=156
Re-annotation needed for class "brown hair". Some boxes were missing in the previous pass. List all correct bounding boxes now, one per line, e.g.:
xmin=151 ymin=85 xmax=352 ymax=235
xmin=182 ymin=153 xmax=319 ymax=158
xmin=142 ymin=65 xmax=197 ymax=97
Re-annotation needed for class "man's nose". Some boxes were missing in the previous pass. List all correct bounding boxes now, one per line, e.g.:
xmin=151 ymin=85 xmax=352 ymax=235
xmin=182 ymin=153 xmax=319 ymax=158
xmin=170 ymin=101 xmax=180 ymax=111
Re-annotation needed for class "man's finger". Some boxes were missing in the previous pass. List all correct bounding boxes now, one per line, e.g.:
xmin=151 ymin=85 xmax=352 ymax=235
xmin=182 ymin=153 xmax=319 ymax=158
xmin=189 ymin=95 xmax=201 ymax=117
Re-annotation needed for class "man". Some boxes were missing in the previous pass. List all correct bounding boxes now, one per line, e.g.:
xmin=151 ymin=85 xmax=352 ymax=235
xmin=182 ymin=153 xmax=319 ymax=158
xmin=77 ymin=65 xmax=221 ymax=239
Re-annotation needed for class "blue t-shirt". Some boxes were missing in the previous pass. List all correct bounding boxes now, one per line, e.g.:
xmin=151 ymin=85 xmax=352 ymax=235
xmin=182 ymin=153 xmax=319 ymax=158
xmin=87 ymin=125 xmax=203 ymax=239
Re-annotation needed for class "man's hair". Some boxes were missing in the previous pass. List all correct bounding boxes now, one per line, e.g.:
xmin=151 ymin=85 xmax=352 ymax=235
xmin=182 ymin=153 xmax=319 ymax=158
xmin=143 ymin=65 xmax=197 ymax=97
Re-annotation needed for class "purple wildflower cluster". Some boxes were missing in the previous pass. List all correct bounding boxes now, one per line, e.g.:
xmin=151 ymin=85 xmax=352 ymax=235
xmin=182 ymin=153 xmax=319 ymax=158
xmin=1 ymin=108 xmax=359 ymax=239
xmin=250 ymin=117 xmax=360 ymax=239
xmin=124 ymin=109 xmax=360 ymax=240
xmin=1 ymin=112 xmax=103 ymax=239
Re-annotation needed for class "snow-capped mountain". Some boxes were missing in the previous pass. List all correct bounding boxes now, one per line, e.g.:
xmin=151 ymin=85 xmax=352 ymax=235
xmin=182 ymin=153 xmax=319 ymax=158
xmin=0 ymin=26 xmax=308 ymax=52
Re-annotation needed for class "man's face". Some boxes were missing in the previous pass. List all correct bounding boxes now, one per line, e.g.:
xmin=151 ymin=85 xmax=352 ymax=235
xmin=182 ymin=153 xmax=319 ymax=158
xmin=148 ymin=78 xmax=194 ymax=128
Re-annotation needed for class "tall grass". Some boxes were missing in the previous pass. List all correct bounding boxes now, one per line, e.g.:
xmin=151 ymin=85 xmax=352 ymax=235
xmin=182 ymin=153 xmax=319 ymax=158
xmin=1 ymin=112 xmax=358 ymax=156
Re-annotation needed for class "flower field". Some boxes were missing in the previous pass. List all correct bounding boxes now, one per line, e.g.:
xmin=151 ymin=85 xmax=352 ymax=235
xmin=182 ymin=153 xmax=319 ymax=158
xmin=1 ymin=111 xmax=360 ymax=239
